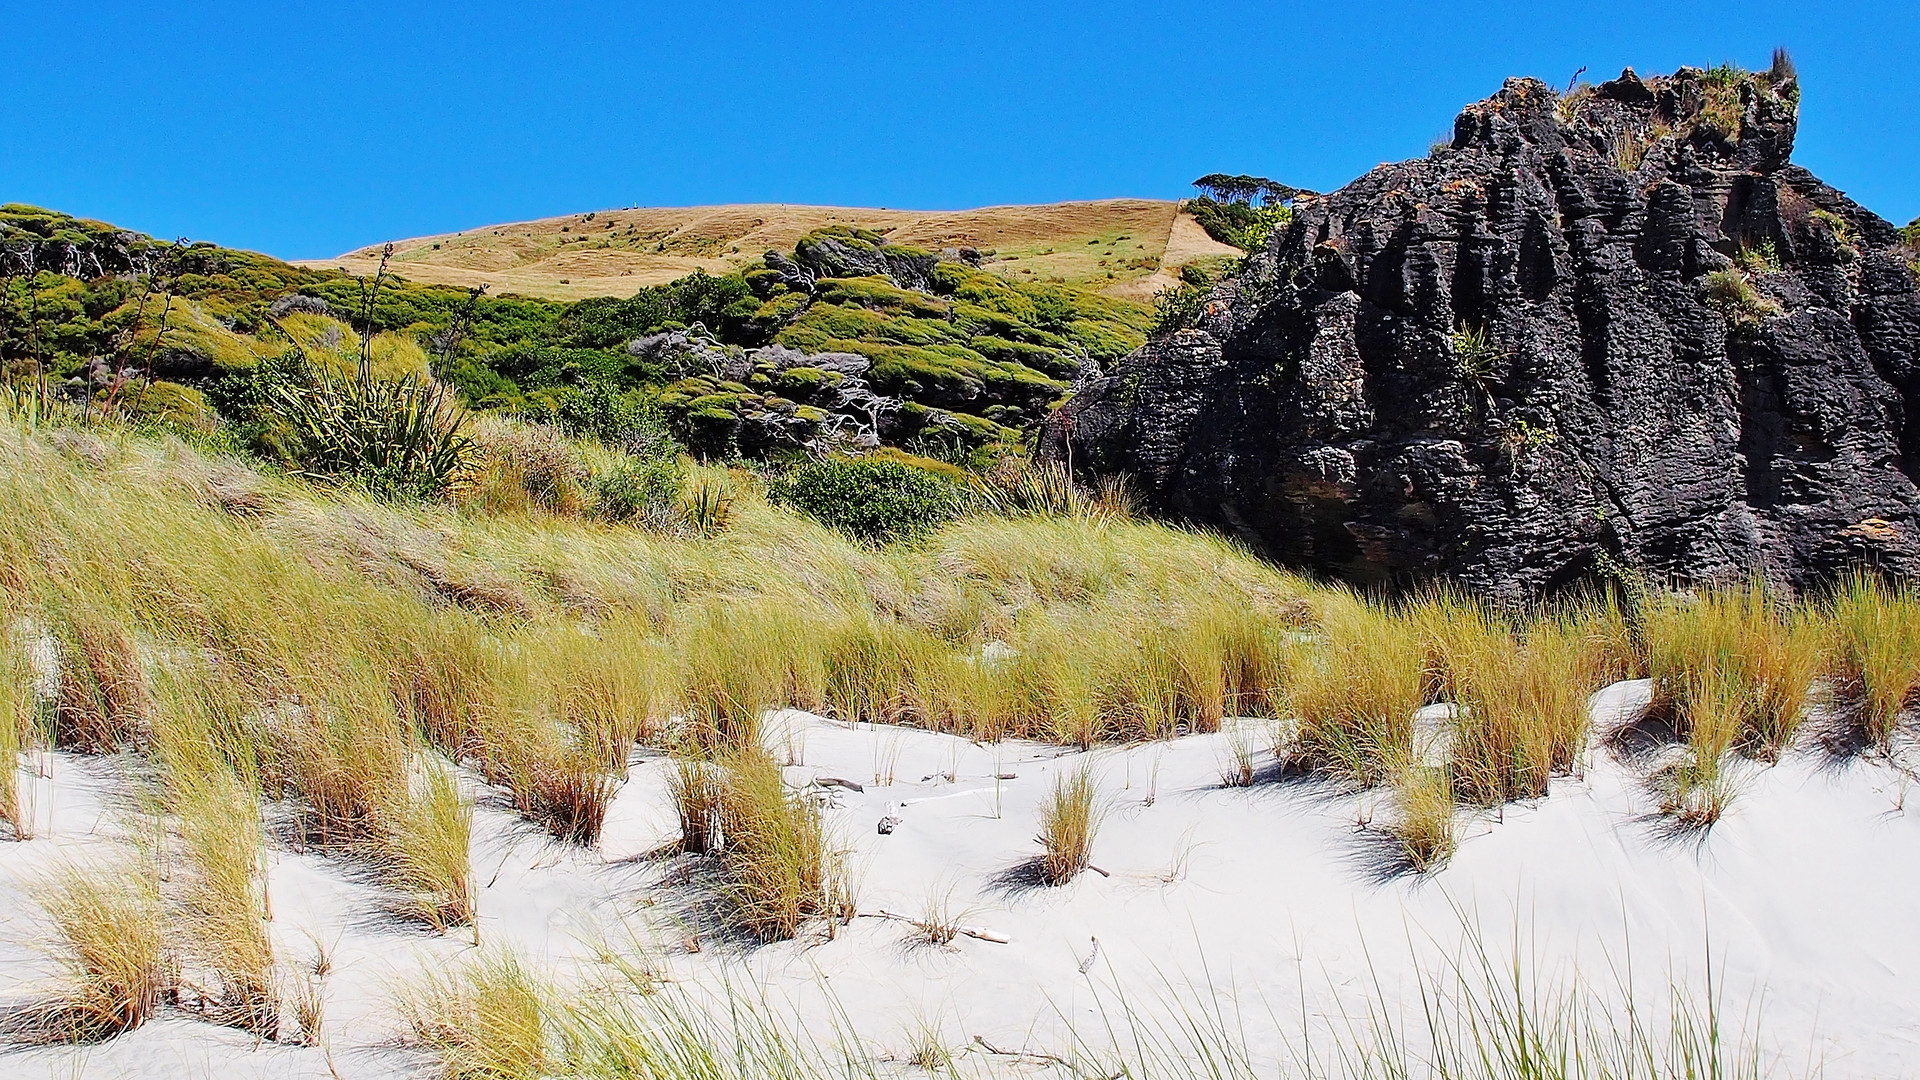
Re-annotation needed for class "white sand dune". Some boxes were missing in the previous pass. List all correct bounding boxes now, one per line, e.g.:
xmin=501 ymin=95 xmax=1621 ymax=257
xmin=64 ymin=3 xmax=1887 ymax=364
xmin=4 ymin=681 xmax=1920 ymax=1077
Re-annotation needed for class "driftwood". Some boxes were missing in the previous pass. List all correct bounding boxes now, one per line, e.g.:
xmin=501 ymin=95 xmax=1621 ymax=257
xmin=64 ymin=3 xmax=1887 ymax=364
xmin=860 ymin=909 xmax=1010 ymax=944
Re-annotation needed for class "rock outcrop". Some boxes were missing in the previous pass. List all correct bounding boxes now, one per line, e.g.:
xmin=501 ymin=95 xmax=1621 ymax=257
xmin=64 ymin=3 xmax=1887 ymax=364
xmin=1047 ymin=63 xmax=1920 ymax=600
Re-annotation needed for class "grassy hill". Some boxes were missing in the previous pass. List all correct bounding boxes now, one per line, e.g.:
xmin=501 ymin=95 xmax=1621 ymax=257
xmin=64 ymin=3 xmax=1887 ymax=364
xmin=300 ymin=199 xmax=1241 ymax=302
xmin=1 ymin=201 xmax=1192 ymax=461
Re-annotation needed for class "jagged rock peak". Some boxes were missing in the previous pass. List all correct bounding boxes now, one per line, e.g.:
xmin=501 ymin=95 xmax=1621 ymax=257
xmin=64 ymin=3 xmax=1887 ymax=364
xmin=1047 ymin=62 xmax=1920 ymax=602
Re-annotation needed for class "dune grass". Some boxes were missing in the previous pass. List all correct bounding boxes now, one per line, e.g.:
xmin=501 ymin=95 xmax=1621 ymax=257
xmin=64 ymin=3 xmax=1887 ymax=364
xmin=0 ymin=411 xmax=1892 ymax=933
xmin=1826 ymin=571 xmax=1920 ymax=748
xmin=713 ymin=749 xmax=850 ymax=940
xmin=149 ymin=684 xmax=279 ymax=1036
xmin=0 ymin=614 xmax=35 ymax=838
xmin=1037 ymin=762 xmax=1102 ymax=884
xmin=1388 ymin=754 xmax=1457 ymax=871
xmin=398 ymin=950 xmax=550 ymax=1080
xmin=391 ymin=920 xmax=1789 ymax=1080
xmin=27 ymin=861 xmax=172 ymax=1042
xmin=380 ymin=757 xmax=477 ymax=930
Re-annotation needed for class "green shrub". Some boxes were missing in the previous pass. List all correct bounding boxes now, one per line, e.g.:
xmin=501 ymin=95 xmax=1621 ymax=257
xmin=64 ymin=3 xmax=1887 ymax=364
xmin=1183 ymin=197 xmax=1292 ymax=252
xmin=552 ymin=379 xmax=677 ymax=456
xmin=206 ymin=350 xmax=314 ymax=461
xmin=593 ymin=457 xmax=687 ymax=526
xmin=768 ymin=457 xmax=964 ymax=544
xmin=1152 ymin=283 xmax=1206 ymax=335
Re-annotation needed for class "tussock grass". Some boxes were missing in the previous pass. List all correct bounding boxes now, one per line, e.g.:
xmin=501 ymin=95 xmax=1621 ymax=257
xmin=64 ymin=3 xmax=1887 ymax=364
xmin=51 ymin=605 xmax=151 ymax=753
xmin=1389 ymin=754 xmax=1457 ymax=871
xmin=1425 ymin=598 xmax=1600 ymax=805
xmin=148 ymin=677 xmax=278 ymax=1033
xmin=0 ymin=415 xmax=1902 ymax=888
xmin=0 ymin=616 xmax=35 ymax=838
xmin=1037 ymin=762 xmax=1101 ymax=884
xmin=398 ymin=950 xmax=550 ymax=1080
xmin=668 ymin=743 xmax=850 ymax=938
xmin=380 ymin=757 xmax=477 ymax=930
xmin=676 ymin=601 xmax=826 ymax=751
xmin=1288 ymin=593 xmax=1424 ymax=786
xmin=1646 ymin=586 xmax=1821 ymax=763
xmin=557 ymin=973 xmax=877 ymax=1080
xmin=27 ymin=861 xmax=171 ymax=1042
xmin=711 ymin=749 xmax=850 ymax=940
xmin=1826 ymin=572 xmax=1920 ymax=748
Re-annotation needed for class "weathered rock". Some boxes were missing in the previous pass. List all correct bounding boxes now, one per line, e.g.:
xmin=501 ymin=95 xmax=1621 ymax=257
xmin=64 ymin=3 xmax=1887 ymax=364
xmin=1047 ymin=65 xmax=1920 ymax=600
xmin=268 ymin=293 xmax=332 ymax=318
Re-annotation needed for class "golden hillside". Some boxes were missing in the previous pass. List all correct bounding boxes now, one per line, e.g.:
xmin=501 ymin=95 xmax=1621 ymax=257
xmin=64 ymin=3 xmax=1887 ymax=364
xmin=298 ymin=198 xmax=1240 ymax=301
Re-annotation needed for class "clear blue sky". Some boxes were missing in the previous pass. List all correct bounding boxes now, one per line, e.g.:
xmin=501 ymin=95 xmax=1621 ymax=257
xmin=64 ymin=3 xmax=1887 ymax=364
xmin=3 ymin=1 xmax=1914 ymax=261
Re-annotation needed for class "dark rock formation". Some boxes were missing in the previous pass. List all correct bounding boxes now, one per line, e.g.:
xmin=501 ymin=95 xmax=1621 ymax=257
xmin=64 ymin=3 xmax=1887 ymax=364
xmin=1047 ymin=64 xmax=1920 ymax=600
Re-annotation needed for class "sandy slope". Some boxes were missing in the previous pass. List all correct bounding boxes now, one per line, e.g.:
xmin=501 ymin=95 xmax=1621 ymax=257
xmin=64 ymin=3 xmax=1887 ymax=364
xmin=297 ymin=200 xmax=1241 ymax=301
xmin=4 ymin=682 xmax=1919 ymax=1077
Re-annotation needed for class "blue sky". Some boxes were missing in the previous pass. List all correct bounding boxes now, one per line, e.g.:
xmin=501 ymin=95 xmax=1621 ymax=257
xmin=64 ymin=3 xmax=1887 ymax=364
xmin=3 ymin=1 xmax=1914 ymax=260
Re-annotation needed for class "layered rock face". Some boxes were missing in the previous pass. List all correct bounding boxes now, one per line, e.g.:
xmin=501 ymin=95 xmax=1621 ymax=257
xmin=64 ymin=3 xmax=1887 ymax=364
xmin=1048 ymin=65 xmax=1920 ymax=600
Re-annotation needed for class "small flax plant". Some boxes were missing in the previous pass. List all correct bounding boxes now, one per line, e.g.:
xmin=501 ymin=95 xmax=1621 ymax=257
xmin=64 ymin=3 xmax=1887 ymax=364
xmin=1037 ymin=762 xmax=1101 ymax=885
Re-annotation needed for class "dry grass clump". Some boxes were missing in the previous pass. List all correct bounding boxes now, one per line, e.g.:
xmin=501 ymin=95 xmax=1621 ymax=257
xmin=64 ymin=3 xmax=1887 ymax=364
xmin=668 ymin=743 xmax=851 ymax=937
xmin=51 ymin=607 xmax=151 ymax=753
xmin=1287 ymin=592 xmax=1424 ymax=786
xmin=707 ymin=750 xmax=850 ymax=940
xmin=1037 ymin=762 xmax=1101 ymax=884
xmin=399 ymin=950 xmax=550 ymax=1080
xmin=459 ymin=418 xmax=591 ymax=518
xmin=378 ymin=758 xmax=477 ymax=930
xmin=27 ymin=861 xmax=172 ymax=1042
xmin=1825 ymin=572 xmax=1920 ymax=748
xmin=1388 ymin=754 xmax=1456 ymax=871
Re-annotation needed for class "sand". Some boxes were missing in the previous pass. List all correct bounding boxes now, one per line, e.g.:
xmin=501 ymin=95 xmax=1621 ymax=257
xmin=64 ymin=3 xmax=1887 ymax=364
xmin=4 ymin=681 xmax=1919 ymax=1077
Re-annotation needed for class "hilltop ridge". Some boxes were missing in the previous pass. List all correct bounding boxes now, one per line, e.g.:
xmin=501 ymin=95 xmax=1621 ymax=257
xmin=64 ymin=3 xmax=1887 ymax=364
xmin=298 ymin=199 xmax=1240 ymax=301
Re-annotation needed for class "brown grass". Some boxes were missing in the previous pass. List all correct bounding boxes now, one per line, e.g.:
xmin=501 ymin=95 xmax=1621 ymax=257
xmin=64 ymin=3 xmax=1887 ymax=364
xmin=301 ymin=199 xmax=1226 ymax=300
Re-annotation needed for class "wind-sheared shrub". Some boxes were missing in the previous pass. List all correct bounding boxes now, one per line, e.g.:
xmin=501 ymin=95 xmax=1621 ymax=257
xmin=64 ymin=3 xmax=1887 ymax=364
xmin=768 ymin=457 xmax=963 ymax=544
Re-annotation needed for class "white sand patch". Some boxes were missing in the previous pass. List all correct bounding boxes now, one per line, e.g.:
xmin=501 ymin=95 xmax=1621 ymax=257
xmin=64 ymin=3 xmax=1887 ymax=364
xmin=4 ymin=683 xmax=1920 ymax=1076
